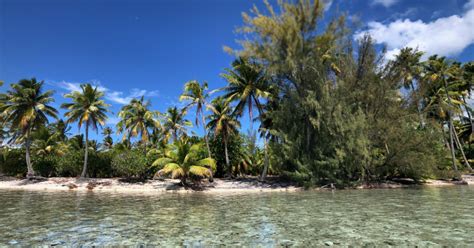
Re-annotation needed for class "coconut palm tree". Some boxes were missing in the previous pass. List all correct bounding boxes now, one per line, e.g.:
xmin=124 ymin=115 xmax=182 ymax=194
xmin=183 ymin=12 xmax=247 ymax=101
xmin=179 ymin=80 xmax=212 ymax=158
xmin=163 ymin=106 xmax=191 ymax=142
xmin=220 ymin=57 xmax=270 ymax=127
xmin=50 ymin=119 xmax=71 ymax=142
xmin=0 ymin=78 xmax=58 ymax=177
xmin=61 ymin=84 xmax=109 ymax=178
xmin=102 ymin=127 xmax=114 ymax=150
xmin=206 ymin=97 xmax=240 ymax=177
xmin=392 ymin=48 xmax=425 ymax=126
xmin=153 ymin=139 xmax=216 ymax=185
xmin=117 ymin=96 xmax=160 ymax=154
xmin=423 ymin=56 xmax=471 ymax=173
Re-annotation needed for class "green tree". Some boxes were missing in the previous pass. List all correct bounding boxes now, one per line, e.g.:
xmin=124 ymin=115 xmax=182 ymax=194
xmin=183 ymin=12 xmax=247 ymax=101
xmin=153 ymin=139 xmax=216 ymax=185
xmin=61 ymin=84 xmax=109 ymax=178
xmin=102 ymin=127 xmax=114 ymax=150
xmin=391 ymin=47 xmax=425 ymax=126
xmin=117 ymin=96 xmax=160 ymax=154
xmin=163 ymin=106 xmax=191 ymax=142
xmin=207 ymin=97 xmax=240 ymax=177
xmin=50 ymin=119 xmax=71 ymax=142
xmin=220 ymin=57 xmax=270 ymax=125
xmin=179 ymin=80 xmax=212 ymax=158
xmin=0 ymin=78 xmax=58 ymax=177
xmin=423 ymin=56 xmax=472 ymax=173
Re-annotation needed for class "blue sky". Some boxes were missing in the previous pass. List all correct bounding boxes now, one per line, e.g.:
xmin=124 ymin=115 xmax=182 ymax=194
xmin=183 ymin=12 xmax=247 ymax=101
xmin=1 ymin=0 xmax=474 ymax=142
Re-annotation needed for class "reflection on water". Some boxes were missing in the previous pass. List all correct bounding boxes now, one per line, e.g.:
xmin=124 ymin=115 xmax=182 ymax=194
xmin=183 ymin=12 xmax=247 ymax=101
xmin=0 ymin=187 xmax=473 ymax=246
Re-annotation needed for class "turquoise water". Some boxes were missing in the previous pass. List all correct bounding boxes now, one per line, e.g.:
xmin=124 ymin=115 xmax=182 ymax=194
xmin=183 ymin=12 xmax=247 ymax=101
xmin=0 ymin=187 xmax=473 ymax=246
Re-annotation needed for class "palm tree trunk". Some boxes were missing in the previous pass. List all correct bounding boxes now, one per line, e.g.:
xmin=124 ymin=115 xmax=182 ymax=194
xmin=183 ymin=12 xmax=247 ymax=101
xmin=200 ymin=113 xmax=212 ymax=158
xmin=452 ymin=126 xmax=472 ymax=170
xmin=443 ymin=78 xmax=460 ymax=177
xmin=25 ymin=132 xmax=35 ymax=178
xmin=410 ymin=82 xmax=424 ymax=127
xmin=224 ymin=136 xmax=231 ymax=178
xmin=260 ymin=136 xmax=270 ymax=181
xmin=448 ymin=120 xmax=459 ymax=176
xmin=81 ymin=125 xmax=89 ymax=178
xmin=462 ymin=95 xmax=473 ymax=133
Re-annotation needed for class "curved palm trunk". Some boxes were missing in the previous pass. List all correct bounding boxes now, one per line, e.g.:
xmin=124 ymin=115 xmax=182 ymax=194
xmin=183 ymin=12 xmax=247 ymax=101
xmin=200 ymin=113 xmax=212 ymax=157
xmin=452 ymin=126 xmax=472 ymax=171
xmin=410 ymin=82 xmax=424 ymax=127
xmin=25 ymin=132 xmax=35 ymax=178
xmin=443 ymin=78 xmax=460 ymax=177
xmin=462 ymin=96 xmax=473 ymax=133
xmin=448 ymin=120 xmax=459 ymax=176
xmin=200 ymin=113 xmax=213 ymax=182
xmin=224 ymin=136 xmax=231 ymax=178
xmin=81 ymin=125 xmax=89 ymax=178
xmin=260 ymin=136 xmax=270 ymax=181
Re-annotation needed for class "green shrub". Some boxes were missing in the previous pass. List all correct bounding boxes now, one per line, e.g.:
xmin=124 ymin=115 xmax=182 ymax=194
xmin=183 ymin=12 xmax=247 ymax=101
xmin=55 ymin=150 xmax=83 ymax=177
xmin=111 ymin=149 xmax=148 ymax=179
xmin=87 ymin=151 xmax=114 ymax=178
xmin=0 ymin=148 xmax=27 ymax=176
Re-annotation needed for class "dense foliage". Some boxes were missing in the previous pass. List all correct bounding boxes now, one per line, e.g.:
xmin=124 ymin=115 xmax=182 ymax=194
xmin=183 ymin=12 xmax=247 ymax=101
xmin=0 ymin=0 xmax=473 ymax=187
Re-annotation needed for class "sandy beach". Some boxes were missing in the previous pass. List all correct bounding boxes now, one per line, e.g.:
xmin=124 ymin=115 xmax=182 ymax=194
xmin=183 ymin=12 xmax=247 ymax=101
xmin=0 ymin=176 xmax=302 ymax=194
xmin=0 ymin=175 xmax=472 ymax=194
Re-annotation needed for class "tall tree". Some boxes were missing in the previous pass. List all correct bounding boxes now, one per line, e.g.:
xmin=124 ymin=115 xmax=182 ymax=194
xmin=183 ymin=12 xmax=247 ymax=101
xmin=117 ymin=96 xmax=160 ymax=154
xmin=0 ymin=78 xmax=58 ymax=177
xmin=220 ymin=57 xmax=272 ymax=179
xmin=50 ymin=119 xmax=71 ymax=142
xmin=179 ymin=80 xmax=212 ymax=158
xmin=61 ymin=84 xmax=109 ymax=178
xmin=163 ymin=106 xmax=191 ymax=142
xmin=392 ymin=47 xmax=425 ymax=126
xmin=102 ymin=127 xmax=114 ymax=150
xmin=423 ymin=56 xmax=471 ymax=174
xmin=220 ymin=57 xmax=270 ymax=128
xmin=207 ymin=97 xmax=241 ymax=177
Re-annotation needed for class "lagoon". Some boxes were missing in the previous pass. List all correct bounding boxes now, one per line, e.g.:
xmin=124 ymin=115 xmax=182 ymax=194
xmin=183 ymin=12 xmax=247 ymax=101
xmin=0 ymin=187 xmax=473 ymax=246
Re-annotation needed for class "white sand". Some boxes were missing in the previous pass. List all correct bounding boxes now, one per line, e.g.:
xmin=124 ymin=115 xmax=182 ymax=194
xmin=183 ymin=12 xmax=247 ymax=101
xmin=0 ymin=175 xmax=471 ymax=195
xmin=0 ymin=177 xmax=301 ymax=195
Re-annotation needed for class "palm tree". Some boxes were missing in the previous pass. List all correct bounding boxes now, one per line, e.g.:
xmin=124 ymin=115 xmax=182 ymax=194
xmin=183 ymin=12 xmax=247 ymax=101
xmin=392 ymin=48 xmax=425 ymax=126
xmin=50 ymin=119 xmax=71 ymax=142
xmin=179 ymin=80 xmax=212 ymax=158
xmin=207 ymin=97 xmax=240 ymax=177
xmin=220 ymin=57 xmax=270 ymax=127
xmin=117 ymin=96 xmax=160 ymax=154
xmin=153 ymin=139 xmax=216 ymax=185
xmin=61 ymin=84 xmax=109 ymax=178
xmin=102 ymin=127 xmax=114 ymax=150
xmin=163 ymin=106 xmax=191 ymax=142
xmin=0 ymin=78 xmax=58 ymax=177
xmin=423 ymin=56 xmax=471 ymax=173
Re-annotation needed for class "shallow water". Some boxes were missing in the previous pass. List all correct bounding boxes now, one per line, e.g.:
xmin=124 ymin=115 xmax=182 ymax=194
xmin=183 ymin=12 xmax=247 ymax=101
xmin=0 ymin=187 xmax=473 ymax=246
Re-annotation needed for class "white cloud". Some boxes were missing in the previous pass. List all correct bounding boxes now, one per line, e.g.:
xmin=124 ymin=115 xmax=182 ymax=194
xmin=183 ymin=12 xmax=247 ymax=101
xmin=355 ymin=1 xmax=474 ymax=60
xmin=371 ymin=0 xmax=399 ymax=8
xmin=55 ymin=81 xmax=160 ymax=105
xmin=57 ymin=81 xmax=82 ymax=92
xmin=323 ymin=0 xmax=332 ymax=12
xmin=105 ymin=116 xmax=120 ymax=125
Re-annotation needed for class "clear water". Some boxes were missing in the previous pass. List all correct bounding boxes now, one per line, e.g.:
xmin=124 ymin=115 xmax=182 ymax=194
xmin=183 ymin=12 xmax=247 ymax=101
xmin=0 ymin=187 xmax=473 ymax=246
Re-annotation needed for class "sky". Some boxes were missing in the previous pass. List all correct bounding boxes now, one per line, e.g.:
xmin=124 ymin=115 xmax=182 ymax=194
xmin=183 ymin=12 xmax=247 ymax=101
xmin=1 ymin=0 xmax=474 ymax=142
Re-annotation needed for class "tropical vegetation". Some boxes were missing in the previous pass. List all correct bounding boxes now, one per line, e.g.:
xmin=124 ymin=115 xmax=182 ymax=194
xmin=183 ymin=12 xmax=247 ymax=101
xmin=0 ymin=0 xmax=473 ymax=188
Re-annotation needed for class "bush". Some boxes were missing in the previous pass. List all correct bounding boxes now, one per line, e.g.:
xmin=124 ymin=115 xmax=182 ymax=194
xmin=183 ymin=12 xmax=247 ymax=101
xmin=87 ymin=151 xmax=113 ymax=178
xmin=55 ymin=150 xmax=83 ymax=177
xmin=33 ymin=155 xmax=57 ymax=177
xmin=111 ymin=149 xmax=148 ymax=179
xmin=0 ymin=148 xmax=27 ymax=176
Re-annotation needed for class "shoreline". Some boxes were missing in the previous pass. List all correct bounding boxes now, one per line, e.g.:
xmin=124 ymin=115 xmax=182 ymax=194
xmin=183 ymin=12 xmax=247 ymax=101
xmin=0 ymin=176 xmax=472 ymax=195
